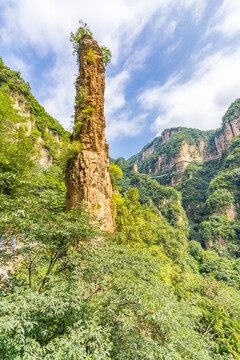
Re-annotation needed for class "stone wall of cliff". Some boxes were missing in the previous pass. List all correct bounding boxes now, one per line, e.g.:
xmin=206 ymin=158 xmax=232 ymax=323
xmin=10 ymin=91 xmax=64 ymax=167
xmin=131 ymin=110 xmax=240 ymax=182
xmin=65 ymin=35 xmax=114 ymax=232
xmin=0 ymin=58 xmax=69 ymax=168
xmin=141 ymin=128 xmax=182 ymax=160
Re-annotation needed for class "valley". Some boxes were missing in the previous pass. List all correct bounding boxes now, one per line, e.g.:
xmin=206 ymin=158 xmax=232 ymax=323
xmin=0 ymin=25 xmax=240 ymax=359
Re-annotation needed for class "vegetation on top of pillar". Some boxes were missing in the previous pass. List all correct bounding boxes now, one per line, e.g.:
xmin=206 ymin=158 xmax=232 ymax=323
xmin=70 ymin=21 xmax=93 ymax=58
xmin=70 ymin=20 xmax=112 ymax=68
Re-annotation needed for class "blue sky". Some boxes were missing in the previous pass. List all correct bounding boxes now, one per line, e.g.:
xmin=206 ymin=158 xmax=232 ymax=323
xmin=1 ymin=0 xmax=240 ymax=159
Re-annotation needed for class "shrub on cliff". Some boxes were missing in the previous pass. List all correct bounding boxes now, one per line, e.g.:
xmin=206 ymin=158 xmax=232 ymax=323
xmin=70 ymin=20 xmax=112 ymax=67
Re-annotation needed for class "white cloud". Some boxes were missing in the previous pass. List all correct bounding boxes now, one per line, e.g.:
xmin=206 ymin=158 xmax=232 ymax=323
xmin=165 ymin=21 xmax=178 ymax=38
xmin=124 ymin=45 xmax=151 ymax=72
xmin=106 ymin=113 xmax=147 ymax=141
xmin=0 ymin=0 xmax=176 ymax=59
xmin=208 ymin=0 xmax=240 ymax=38
xmin=105 ymin=70 xmax=130 ymax=118
xmin=153 ymin=0 xmax=206 ymax=26
xmin=188 ymin=0 xmax=206 ymax=22
xmin=104 ymin=70 xmax=150 ymax=141
xmin=4 ymin=55 xmax=32 ymax=81
xmin=163 ymin=40 xmax=182 ymax=56
xmin=139 ymin=48 xmax=240 ymax=135
xmin=189 ymin=43 xmax=213 ymax=63
xmin=0 ymin=0 xmax=208 ymax=134
xmin=41 ymin=53 xmax=77 ymax=130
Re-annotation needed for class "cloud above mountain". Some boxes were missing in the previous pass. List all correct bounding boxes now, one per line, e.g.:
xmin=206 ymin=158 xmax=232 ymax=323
xmin=0 ymin=0 xmax=239 ymax=158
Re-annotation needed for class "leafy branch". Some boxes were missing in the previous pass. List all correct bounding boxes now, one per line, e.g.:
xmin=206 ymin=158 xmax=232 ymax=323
xmin=70 ymin=20 xmax=112 ymax=67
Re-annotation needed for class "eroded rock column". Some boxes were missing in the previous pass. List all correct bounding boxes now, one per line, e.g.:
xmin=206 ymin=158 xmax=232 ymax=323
xmin=66 ymin=35 xmax=114 ymax=232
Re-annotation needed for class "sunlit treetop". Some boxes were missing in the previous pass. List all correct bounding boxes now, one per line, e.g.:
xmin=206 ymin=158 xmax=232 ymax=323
xmin=70 ymin=20 xmax=112 ymax=68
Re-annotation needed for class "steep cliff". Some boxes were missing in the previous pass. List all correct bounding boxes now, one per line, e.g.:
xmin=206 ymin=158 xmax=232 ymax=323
xmin=129 ymin=100 xmax=240 ymax=182
xmin=66 ymin=35 xmax=114 ymax=232
xmin=0 ymin=57 xmax=69 ymax=166
xmin=125 ymin=100 xmax=240 ymax=252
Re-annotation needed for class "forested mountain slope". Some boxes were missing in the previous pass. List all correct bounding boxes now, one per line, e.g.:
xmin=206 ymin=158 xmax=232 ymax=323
xmin=128 ymin=100 xmax=240 ymax=186
xmin=1 ymin=59 xmax=240 ymax=359
xmin=112 ymin=99 xmax=240 ymax=297
xmin=0 ymin=57 xmax=70 ymax=166
xmin=125 ymin=101 xmax=240 ymax=255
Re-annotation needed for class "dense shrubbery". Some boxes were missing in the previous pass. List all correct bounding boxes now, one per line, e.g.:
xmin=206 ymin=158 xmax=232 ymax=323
xmin=222 ymin=98 xmax=240 ymax=125
xmin=0 ymin=59 xmax=69 ymax=156
xmin=112 ymin=187 xmax=188 ymax=261
xmin=0 ymin=59 xmax=86 ymax=173
xmin=1 ymin=59 xmax=240 ymax=359
xmin=110 ymin=137 xmax=240 ymax=357
xmin=1 ymin=159 xmax=239 ymax=358
xmin=198 ymin=136 xmax=240 ymax=257
xmin=206 ymin=189 xmax=234 ymax=214
xmin=0 ymin=91 xmax=37 ymax=178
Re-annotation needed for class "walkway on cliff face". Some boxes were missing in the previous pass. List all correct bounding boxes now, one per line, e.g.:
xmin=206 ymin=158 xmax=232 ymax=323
xmin=150 ymin=156 xmax=221 ymax=179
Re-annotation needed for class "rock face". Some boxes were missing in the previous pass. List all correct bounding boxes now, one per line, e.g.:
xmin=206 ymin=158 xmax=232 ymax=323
xmin=142 ymin=144 xmax=155 ymax=160
xmin=131 ymin=163 xmax=138 ymax=172
xmin=154 ymin=140 xmax=215 ymax=175
xmin=141 ymin=128 xmax=182 ymax=160
xmin=66 ymin=35 xmax=114 ymax=232
xmin=133 ymin=113 xmax=240 ymax=182
xmin=161 ymin=128 xmax=182 ymax=145
xmin=10 ymin=92 xmax=56 ymax=167
xmin=214 ymin=118 xmax=240 ymax=155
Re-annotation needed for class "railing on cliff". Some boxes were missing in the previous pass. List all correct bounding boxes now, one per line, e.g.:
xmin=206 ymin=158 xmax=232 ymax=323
xmin=150 ymin=156 xmax=221 ymax=179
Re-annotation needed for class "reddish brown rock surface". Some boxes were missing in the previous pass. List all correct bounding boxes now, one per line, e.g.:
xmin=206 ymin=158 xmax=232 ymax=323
xmin=66 ymin=35 xmax=114 ymax=232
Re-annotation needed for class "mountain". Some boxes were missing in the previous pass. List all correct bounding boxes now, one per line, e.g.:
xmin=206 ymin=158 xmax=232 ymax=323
xmin=113 ymin=101 xmax=240 ymax=258
xmin=1 ymin=45 xmax=240 ymax=359
xmin=128 ymin=101 xmax=240 ymax=186
xmin=0 ymin=57 xmax=70 ymax=166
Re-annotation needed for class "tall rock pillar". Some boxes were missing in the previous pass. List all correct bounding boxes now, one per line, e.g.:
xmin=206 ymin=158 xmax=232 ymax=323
xmin=66 ymin=35 xmax=114 ymax=232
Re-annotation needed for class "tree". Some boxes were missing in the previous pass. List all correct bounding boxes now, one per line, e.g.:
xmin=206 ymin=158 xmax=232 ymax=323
xmin=70 ymin=20 xmax=112 ymax=67
xmin=0 ymin=90 xmax=36 ymax=191
xmin=70 ymin=20 xmax=93 ymax=58
xmin=109 ymin=162 xmax=123 ymax=190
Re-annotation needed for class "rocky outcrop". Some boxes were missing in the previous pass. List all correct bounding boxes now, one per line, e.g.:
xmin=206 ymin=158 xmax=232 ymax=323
xmin=11 ymin=92 xmax=30 ymax=119
xmin=66 ymin=35 xmax=114 ymax=232
xmin=10 ymin=91 xmax=62 ymax=167
xmin=1 ymin=58 xmax=68 ymax=168
xmin=142 ymin=144 xmax=155 ymax=160
xmin=226 ymin=204 xmax=237 ymax=221
xmin=141 ymin=128 xmax=182 ymax=160
xmin=214 ymin=118 xmax=240 ymax=155
xmin=143 ymin=115 xmax=240 ymax=182
xmin=133 ymin=103 xmax=240 ymax=183
xmin=37 ymin=138 xmax=53 ymax=166
xmin=161 ymin=128 xmax=182 ymax=145
xmin=153 ymin=141 xmax=205 ymax=175
xmin=131 ymin=163 xmax=138 ymax=172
